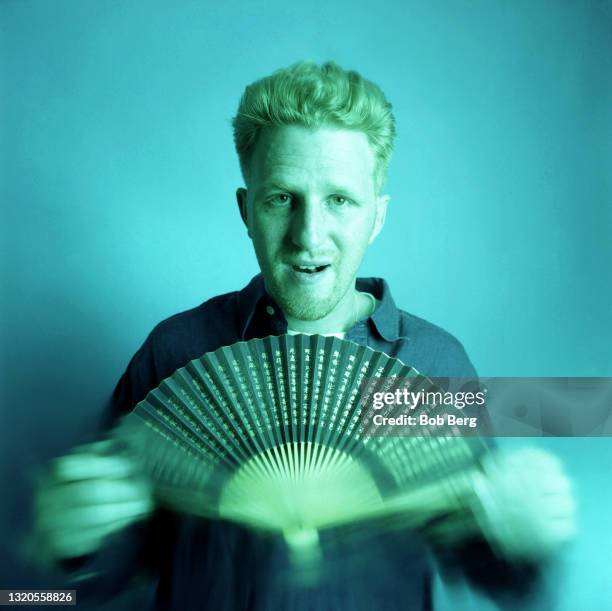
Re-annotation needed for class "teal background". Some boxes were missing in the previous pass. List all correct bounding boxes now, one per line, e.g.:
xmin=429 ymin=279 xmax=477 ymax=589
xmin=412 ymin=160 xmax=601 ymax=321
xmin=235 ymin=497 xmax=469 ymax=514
xmin=1 ymin=1 xmax=611 ymax=609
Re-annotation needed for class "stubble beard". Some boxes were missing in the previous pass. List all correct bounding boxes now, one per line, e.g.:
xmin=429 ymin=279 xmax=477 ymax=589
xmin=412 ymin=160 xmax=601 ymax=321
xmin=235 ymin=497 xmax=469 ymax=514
xmin=266 ymin=270 xmax=348 ymax=322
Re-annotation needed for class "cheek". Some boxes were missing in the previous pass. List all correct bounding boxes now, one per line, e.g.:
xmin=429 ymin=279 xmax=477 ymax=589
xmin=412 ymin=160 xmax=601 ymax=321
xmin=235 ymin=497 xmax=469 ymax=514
xmin=336 ymin=213 xmax=376 ymax=250
xmin=251 ymin=215 xmax=286 ymax=255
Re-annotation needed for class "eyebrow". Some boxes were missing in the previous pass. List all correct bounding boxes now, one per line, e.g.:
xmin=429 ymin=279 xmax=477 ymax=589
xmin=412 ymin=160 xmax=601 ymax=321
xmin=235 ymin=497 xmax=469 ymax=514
xmin=257 ymin=180 xmax=295 ymax=193
xmin=325 ymin=184 xmax=361 ymax=199
xmin=256 ymin=180 xmax=361 ymax=200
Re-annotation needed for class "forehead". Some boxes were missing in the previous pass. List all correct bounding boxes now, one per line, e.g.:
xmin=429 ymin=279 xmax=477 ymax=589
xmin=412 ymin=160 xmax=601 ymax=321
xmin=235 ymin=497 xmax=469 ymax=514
xmin=249 ymin=126 xmax=376 ymax=191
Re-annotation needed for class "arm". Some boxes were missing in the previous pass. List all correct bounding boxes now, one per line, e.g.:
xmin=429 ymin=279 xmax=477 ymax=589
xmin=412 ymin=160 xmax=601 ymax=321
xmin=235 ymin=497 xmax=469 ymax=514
xmin=425 ymin=340 xmax=576 ymax=602
xmin=32 ymin=439 xmax=156 ymax=600
xmin=32 ymin=332 xmax=167 ymax=599
xmin=427 ymin=447 xmax=576 ymax=604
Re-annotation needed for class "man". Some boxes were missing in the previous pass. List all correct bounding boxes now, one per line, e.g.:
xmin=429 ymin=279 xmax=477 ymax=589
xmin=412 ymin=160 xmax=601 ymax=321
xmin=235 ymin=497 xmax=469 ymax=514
xmin=35 ymin=62 xmax=575 ymax=610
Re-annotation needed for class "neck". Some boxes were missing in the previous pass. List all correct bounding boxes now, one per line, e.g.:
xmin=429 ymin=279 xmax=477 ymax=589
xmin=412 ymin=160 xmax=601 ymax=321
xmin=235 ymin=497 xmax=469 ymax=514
xmin=284 ymin=286 xmax=372 ymax=335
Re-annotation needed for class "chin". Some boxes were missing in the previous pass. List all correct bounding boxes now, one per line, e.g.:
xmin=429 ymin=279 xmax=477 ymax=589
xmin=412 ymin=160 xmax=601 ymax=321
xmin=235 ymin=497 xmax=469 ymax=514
xmin=264 ymin=267 xmax=351 ymax=322
xmin=272 ymin=287 xmax=338 ymax=322
xmin=278 ymin=295 xmax=335 ymax=321
xmin=284 ymin=303 xmax=331 ymax=321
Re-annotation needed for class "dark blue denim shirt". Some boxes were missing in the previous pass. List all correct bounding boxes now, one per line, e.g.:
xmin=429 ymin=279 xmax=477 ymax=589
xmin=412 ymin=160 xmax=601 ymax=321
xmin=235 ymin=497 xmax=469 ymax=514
xmin=75 ymin=275 xmax=539 ymax=610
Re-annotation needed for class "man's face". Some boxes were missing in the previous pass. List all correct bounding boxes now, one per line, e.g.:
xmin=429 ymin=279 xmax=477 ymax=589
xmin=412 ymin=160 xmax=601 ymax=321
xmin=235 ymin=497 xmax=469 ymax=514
xmin=237 ymin=125 xmax=388 ymax=321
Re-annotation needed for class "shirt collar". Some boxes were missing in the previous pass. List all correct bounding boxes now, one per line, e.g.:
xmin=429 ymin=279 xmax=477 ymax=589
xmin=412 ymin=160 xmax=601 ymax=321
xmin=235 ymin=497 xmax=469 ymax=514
xmin=356 ymin=277 xmax=402 ymax=342
xmin=237 ymin=274 xmax=402 ymax=342
xmin=237 ymin=274 xmax=270 ymax=339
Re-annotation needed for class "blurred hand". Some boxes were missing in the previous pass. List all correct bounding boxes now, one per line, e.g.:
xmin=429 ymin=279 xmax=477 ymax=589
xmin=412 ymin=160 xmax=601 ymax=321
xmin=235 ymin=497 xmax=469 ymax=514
xmin=33 ymin=440 xmax=154 ymax=563
xmin=471 ymin=447 xmax=577 ymax=561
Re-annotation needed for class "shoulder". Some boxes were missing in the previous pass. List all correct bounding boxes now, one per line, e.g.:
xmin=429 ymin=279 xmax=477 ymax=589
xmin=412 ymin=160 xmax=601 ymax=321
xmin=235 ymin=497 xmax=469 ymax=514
xmin=398 ymin=309 xmax=463 ymax=349
xmin=394 ymin=309 xmax=477 ymax=378
xmin=105 ymin=290 xmax=242 ymax=423
xmin=145 ymin=290 xmax=241 ymax=366
xmin=152 ymin=291 xmax=238 ymax=342
xmin=359 ymin=276 xmax=477 ymax=378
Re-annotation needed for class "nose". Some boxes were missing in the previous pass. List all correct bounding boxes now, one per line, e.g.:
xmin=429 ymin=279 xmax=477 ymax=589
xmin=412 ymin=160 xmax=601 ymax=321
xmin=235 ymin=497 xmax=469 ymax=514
xmin=290 ymin=200 xmax=326 ymax=253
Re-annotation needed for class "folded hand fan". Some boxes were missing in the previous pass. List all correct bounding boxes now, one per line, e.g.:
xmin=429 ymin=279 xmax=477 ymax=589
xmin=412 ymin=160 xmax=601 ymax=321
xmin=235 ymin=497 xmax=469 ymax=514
xmin=115 ymin=334 xmax=489 ymax=564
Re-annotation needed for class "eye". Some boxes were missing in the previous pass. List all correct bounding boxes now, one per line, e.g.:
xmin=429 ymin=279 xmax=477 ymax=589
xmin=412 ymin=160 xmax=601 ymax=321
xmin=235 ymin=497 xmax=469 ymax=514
xmin=330 ymin=195 xmax=349 ymax=206
xmin=267 ymin=193 xmax=292 ymax=207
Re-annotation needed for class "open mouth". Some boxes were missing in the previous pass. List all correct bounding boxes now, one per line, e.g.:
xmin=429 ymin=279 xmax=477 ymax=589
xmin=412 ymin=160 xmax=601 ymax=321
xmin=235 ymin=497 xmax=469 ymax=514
xmin=291 ymin=265 xmax=330 ymax=274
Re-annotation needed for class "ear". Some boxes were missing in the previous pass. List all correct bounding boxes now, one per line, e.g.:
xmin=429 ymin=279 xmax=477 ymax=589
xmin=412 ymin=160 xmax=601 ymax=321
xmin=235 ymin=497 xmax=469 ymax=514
xmin=236 ymin=188 xmax=252 ymax=238
xmin=368 ymin=194 xmax=390 ymax=244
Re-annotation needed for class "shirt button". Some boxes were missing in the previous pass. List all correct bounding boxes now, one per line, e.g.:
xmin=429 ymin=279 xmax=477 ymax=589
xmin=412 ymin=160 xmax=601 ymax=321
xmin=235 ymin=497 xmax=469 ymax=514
xmin=266 ymin=305 xmax=275 ymax=315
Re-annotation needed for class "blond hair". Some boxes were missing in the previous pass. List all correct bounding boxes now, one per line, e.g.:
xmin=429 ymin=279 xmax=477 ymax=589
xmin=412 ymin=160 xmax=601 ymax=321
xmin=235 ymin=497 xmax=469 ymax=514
xmin=232 ymin=61 xmax=396 ymax=190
